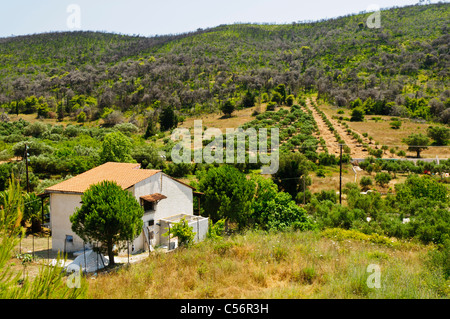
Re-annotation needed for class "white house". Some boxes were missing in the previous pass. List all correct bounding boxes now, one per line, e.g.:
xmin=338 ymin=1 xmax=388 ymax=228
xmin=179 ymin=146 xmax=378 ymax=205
xmin=44 ymin=162 xmax=207 ymax=254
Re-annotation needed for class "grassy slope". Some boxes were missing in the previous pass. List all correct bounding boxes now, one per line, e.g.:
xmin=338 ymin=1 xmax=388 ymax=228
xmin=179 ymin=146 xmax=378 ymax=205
xmin=86 ymin=230 xmax=449 ymax=299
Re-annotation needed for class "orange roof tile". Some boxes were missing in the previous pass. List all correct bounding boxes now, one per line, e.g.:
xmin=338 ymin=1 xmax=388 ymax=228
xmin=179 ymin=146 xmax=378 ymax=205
xmin=45 ymin=162 xmax=161 ymax=194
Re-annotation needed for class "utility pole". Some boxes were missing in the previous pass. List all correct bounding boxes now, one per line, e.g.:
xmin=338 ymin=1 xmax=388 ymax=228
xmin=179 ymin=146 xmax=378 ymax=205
xmin=303 ymin=175 xmax=306 ymax=205
xmin=24 ymin=143 xmax=30 ymax=193
xmin=339 ymin=144 xmax=343 ymax=205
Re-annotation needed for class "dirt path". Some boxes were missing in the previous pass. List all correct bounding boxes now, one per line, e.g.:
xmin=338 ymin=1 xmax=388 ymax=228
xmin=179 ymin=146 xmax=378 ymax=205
xmin=307 ymin=98 xmax=389 ymax=159
xmin=327 ymin=114 xmax=369 ymax=159
xmin=304 ymin=101 xmax=340 ymax=156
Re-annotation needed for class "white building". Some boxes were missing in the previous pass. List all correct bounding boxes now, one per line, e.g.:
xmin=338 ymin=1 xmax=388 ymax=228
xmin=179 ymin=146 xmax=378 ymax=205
xmin=44 ymin=162 xmax=207 ymax=254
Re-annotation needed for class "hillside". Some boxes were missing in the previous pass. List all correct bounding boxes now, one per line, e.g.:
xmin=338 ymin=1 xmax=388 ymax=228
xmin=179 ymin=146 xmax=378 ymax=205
xmin=1 ymin=3 xmax=449 ymax=301
xmin=0 ymin=3 xmax=448 ymax=124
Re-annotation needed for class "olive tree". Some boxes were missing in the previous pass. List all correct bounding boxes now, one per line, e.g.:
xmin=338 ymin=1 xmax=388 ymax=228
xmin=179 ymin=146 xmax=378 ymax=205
xmin=402 ymin=133 xmax=430 ymax=158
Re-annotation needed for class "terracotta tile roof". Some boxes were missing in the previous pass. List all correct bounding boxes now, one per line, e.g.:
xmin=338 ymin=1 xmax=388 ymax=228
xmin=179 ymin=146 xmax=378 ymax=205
xmin=45 ymin=162 xmax=161 ymax=194
xmin=140 ymin=193 xmax=167 ymax=203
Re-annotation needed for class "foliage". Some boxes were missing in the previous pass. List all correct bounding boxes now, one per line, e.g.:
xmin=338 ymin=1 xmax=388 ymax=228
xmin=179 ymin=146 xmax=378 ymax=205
xmin=0 ymin=4 xmax=447 ymax=124
xmin=350 ymin=107 xmax=365 ymax=122
xmin=427 ymin=126 xmax=450 ymax=146
xmin=207 ymin=219 xmax=226 ymax=240
xmin=374 ymin=172 xmax=392 ymax=187
xmin=390 ymin=120 xmax=402 ymax=129
xmin=197 ymin=165 xmax=255 ymax=229
xmin=359 ymin=176 xmax=373 ymax=191
xmin=165 ymin=217 xmax=196 ymax=248
xmin=0 ymin=179 xmax=86 ymax=298
xmin=395 ymin=174 xmax=448 ymax=203
xmin=131 ymin=143 xmax=164 ymax=169
xmin=250 ymin=174 xmax=314 ymax=231
xmin=321 ymin=228 xmax=399 ymax=247
xmin=100 ymin=131 xmax=134 ymax=163
xmin=272 ymin=152 xmax=310 ymax=198
xmin=70 ymin=181 xmax=144 ymax=265
xmin=220 ymin=100 xmax=236 ymax=117
xmin=159 ymin=106 xmax=178 ymax=131
xmin=402 ymin=133 xmax=430 ymax=158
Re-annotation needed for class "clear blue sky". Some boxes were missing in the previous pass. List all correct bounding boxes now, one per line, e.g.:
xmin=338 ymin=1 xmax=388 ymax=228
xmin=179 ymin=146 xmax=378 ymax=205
xmin=0 ymin=0 xmax=443 ymax=38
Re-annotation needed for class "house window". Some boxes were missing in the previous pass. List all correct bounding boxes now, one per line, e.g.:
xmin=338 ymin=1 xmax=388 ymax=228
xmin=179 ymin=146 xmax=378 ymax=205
xmin=143 ymin=201 xmax=155 ymax=212
xmin=148 ymin=220 xmax=154 ymax=227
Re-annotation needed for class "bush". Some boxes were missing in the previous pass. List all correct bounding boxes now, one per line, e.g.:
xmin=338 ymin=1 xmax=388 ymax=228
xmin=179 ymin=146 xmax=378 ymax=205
xmin=220 ymin=100 xmax=235 ymax=117
xmin=427 ymin=126 xmax=450 ymax=146
xmin=359 ymin=176 xmax=373 ymax=191
xmin=13 ymin=140 xmax=54 ymax=157
xmin=23 ymin=122 xmax=48 ymax=137
xmin=286 ymin=95 xmax=295 ymax=106
xmin=76 ymin=111 xmax=87 ymax=123
xmin=103 ymin=110 xmax=125 ymax=127
xmin=321 ymin=228 xmax=399 ymax=247
xmin=315 ymin=190 xmax=338 ymax=203
xmin=207 ymin=219 xmax=226 ymax=241
xmin=114 ymin=123 xmax=139 ymax=136
xmin=318 ymin=152 xmax=338 ymax=166
xmin=374 ymin=172 xmax=392 ymax=187
xmin=165 ymin=218 xmax=196 ymax=248
xmin=266 ymin=102 xmax=277 ymax=111
xmin=163 ymin=162 xmax=194 ymax=178
xmin=390 ymin=120 xmax=402 ymax=129
xmin=428 ymin=240 xmax=450 ymax=279
xmin=350 ymin=107 xmax=365 ymax=122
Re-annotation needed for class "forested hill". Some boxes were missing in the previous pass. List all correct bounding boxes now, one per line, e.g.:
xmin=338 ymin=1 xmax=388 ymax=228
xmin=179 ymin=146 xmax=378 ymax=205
xmin=0 ymin=3 xmax=448 ymax=124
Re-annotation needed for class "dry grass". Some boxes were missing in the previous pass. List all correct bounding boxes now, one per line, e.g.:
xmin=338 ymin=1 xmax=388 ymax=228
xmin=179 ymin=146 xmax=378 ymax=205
xmin=86 ymin=230 xmax=449 ymax=299
xmin=317 ymin=103 xmax=449 ymax=159
xmin=6 ymin=113 xmax=102 ymax=127
xmin=178 ymin=105 xmax=264 ymax=133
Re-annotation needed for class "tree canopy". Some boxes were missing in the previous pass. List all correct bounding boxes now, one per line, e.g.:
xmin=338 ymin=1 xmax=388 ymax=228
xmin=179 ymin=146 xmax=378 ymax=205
xmin=70 ymin=181 xmax=144 ymax=265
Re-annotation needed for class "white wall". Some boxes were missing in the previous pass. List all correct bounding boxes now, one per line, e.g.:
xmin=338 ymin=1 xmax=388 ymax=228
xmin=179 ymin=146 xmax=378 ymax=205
xmin=50 ymin=193 xmax=84 ymax=253
xmin=50 ymin=172 xmax=194 ymax=253
xmin=129 ymin=173 xmax=194 ymax=250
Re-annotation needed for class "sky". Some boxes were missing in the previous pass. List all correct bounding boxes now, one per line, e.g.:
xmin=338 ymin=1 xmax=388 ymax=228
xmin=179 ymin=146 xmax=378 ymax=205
xmin=0 ymin=0 xmax=443 ymax=38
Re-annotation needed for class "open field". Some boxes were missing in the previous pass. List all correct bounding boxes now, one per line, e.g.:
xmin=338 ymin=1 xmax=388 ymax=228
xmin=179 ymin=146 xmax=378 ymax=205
xmin=317 ymin=102 xmax=450 ymax=160
xmin=86 ymin=230 xmax=449 ymax=299
xmin=178 ymin=105 xmax=263 ymax=133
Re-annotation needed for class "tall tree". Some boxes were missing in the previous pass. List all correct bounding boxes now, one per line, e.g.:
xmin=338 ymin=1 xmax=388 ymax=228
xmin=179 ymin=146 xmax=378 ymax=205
xmin=427 ymin=126 xmax=450 ymax=146
xmin=402 ymin=133 xmax=430 ymax=158
xmin=220 ymin=100 xmax=235 ymax=117
xmin=197 ymin=165 xmax=255 ymax=229
xmin=100 ymin=131 xmax=134 ymax=163
xmin=159 ymin=106 xmax=178 ymax=131
xmin=272 ymin=152 xmax=310 ymax=198
xmin=70 ymin=181 xmax=144 ymax=265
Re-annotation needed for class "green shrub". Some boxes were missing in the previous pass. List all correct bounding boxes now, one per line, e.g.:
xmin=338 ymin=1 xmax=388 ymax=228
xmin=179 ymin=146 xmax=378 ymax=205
xmin=360 ymin=176 xmax=373 ymax=191
xmin=266 ymin=102 xmax=277 ymax=111
xmin=165 ymin=218 xmax=196 ymax=248
xmin=321 ymin=228 xmax=399 ymax=247
xmin=77 ymin=111 xmax=87 ymax=123
xmin=350 ymin=107 xmax=365 ymax=122
xmin=390 ymin=120 xmax=402 ymax=129
xmin=375 ymin=172 xmax=392 ymax=187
